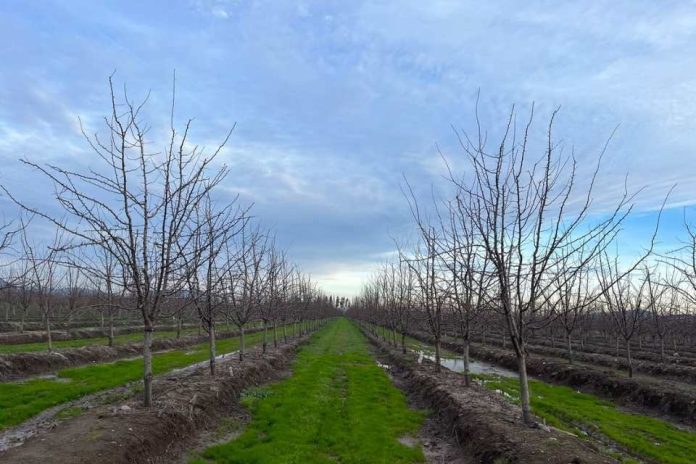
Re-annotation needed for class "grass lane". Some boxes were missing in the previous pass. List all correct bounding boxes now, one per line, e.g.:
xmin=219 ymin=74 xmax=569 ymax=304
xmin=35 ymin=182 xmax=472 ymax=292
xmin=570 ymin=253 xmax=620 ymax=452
xmin=0 ymin=323 xmax=296 ymax=430
xmin=191 ymin=318 xmax=425 ymax=464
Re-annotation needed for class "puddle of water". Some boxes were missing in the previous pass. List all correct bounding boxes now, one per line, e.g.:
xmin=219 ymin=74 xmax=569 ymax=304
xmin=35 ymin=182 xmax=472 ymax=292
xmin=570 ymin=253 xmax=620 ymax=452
xmin=415 ymin=350 xmax=517 ymax=378
xmin=375 ymin=361 xmax=390 ymax=370
xmin=398 ymin=435 xmax=418 ymax=448
xmin=36 ymin=374 xmax=72 ymax=383
xmin=168 ymin=351 xmax=238 ymax=377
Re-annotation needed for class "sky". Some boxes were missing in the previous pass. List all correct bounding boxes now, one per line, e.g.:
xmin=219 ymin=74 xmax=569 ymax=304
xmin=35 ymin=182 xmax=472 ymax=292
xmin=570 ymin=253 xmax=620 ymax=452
xmin=0 ymin=1 xmax=695 ymax=296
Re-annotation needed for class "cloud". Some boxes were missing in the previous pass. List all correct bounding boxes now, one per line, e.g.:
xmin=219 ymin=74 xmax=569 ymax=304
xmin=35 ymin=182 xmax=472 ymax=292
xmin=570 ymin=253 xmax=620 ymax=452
xmin=0 ymin=0 xmax=694 ymax=294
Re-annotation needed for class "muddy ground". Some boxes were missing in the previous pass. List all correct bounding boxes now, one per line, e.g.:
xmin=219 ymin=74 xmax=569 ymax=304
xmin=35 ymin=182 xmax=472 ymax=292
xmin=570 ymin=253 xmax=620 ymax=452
xmin=0 ymin=334 xmax=312 ymax=464
xmin=366 ymin=332 xmax=615 ymax=464
xmin=372 ymin=347 xmax=472 ymax=464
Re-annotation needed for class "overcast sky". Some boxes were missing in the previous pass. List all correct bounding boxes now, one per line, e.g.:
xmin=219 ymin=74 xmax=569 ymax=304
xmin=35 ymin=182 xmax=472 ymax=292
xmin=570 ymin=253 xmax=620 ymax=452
xmin=1 ymin=1 xmax=695 ymax=295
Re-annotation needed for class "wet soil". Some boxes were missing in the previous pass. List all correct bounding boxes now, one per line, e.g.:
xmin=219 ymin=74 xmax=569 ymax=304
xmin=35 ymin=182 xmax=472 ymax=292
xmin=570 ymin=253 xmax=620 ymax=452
xmin=373 ymin=348 xmax=472 ymax=464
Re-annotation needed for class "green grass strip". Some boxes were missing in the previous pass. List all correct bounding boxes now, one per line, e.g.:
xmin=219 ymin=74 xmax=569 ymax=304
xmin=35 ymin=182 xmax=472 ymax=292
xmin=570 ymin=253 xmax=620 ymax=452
xmin=191 ymin=318 xmax=425 ymax=464
xmin=475 ymin=374 xmax=696 ymax=464
xmin=0 ymin=323 xmax=294 ymax=430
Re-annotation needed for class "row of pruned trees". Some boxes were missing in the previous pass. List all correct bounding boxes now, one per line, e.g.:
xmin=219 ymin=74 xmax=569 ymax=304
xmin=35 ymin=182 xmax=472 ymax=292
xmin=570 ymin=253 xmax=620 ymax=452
xmin=348 ymin=105 xmax=695 ymax=426
xmin=0 ymin=76 xmax=337 ymax=406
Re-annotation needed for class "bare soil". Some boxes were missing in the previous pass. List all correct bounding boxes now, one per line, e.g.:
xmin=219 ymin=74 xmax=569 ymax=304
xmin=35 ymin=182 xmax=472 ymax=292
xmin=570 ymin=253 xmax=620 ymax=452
xmin=372 ymin=347 xmax=471 ymax=464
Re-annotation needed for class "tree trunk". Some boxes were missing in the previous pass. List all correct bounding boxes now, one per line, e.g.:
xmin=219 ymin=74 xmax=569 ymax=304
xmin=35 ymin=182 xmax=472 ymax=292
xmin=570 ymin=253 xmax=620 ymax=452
xmin=108 ymin=309 xmax=115 ymax=347
xmin=239 ymin=326 xmax=245 ymax=361
xmin=434 ymin=336 xmax=442 ymax=372
xmin=273 ymin=319 xmax=278 ymax=348
xmin=517 ymin=352 xmax=533 ymax=425
xmin=262 ymin=319 xmax=268 ymax=355
xmin=209 ymin=321 xmax=217 ymax=376
xmin=67 ymin=312 xmax=74 ymax=338
xmin=462 ymin=337 xmax=471 ymax=387
xmin=19 ymin=308 xmax=26 ymax=333
xmin=659 ymin=337 xmax=665 ymax=364
xmin=566 ymin=332 xmax=573 ymax=364
xmin=401 ymin=332 xmax=407 ymax=354
xmin=626 ymin=339 xmax=633 ymax=378
xmin=45 ymin=312 xmax=53 ymax=352
xmin=283 ymin=322 xmax=288 ymax=343
xmin=143 ymin=325 xmax=154 ymax=407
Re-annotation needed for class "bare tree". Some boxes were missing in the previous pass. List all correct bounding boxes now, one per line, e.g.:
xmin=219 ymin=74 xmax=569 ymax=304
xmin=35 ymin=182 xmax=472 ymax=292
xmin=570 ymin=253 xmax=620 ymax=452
xmin=61 ymin=262 xmax=84 ymax=336
xmin=183 ymin=194 xmax=246 ymax=375
xmin=446 ymin=104 xmax=641 ymax=424
xmin=259 ymin=242 xmax=285 ymax=354
xmin=399 ymin=228 xmax=448 ymax=372
xmin=597 ymin=254 xmax=648 ymax=378
xmin=644 ymin=266 xmax=681 ymax=363
xmin=3 ymin=75 xmax=232 ymax=406
xmin=438 ymin=197 xmax=492 ymax=385
xmin=20 ymin=222 xmax=65 ymax=352
xmin=226 ymin=225 xmax=268 ymax=361
xmin=551 ymin=252 xmax=596 ymax=364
